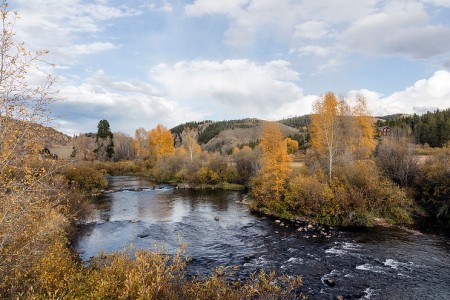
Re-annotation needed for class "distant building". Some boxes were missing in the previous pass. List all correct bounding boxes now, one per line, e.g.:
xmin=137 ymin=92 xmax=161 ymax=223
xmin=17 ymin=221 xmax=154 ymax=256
xmin=378 ymin=126 xmax=391 ymax=137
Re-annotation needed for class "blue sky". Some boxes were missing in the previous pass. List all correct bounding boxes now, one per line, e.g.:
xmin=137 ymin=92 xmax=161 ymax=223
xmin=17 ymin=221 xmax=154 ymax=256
xmin=11 ymin=0 xmax=450 ymax=135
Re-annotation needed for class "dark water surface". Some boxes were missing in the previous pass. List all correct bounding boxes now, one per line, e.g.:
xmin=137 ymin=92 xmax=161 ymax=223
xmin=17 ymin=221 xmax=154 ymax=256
xmin=75 ymin=176 xmax=450 ymax=299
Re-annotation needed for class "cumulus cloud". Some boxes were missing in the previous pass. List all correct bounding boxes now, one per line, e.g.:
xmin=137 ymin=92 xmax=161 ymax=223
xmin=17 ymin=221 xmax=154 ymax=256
xmin=149 ymin=59 xmax=313 ymax=118
xmin=343 ymin=1 xmax=450 ymax=58
xmin=185 ymin=0 xmax=376 ymax=49
xmin=13 ymin=0 xmax=140 ymax=64
xmin=293 ymin=21 xmax=330 ymax=40
xmin=52 ymin=70 xmax=203 ymax=135
xmin=185 ymin=0 xmax=450 ymax=69
xmin=349 ymin=70 xmax=450 ymax=116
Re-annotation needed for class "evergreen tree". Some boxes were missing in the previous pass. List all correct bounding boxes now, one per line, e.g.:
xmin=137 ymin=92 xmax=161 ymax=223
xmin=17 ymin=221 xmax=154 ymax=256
xmin=95 ymin=119 xmax=114 ymax=160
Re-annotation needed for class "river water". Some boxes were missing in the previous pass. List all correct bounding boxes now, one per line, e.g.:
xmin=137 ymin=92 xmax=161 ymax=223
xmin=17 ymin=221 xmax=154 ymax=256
xmin=75 ymin=176 xmax=450 ymax=299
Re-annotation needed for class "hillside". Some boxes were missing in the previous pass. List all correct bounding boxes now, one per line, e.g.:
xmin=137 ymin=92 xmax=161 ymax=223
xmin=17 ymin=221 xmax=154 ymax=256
xmin=1 ymin=117 xmax=72 ymax=159
xmin=278 ymin=115 xmax=311 ymax=129
xmin=171 ymin=118 xmax=300 ymax=153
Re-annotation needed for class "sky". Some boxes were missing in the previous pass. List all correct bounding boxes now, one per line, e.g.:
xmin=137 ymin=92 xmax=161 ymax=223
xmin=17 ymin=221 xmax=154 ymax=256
xmin=10 ymin=0 xmax=450 ymax=135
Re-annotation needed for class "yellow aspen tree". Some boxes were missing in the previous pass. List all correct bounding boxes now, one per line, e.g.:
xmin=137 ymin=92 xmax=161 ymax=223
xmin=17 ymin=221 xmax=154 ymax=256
xmin=284 ymin=138 xmax=299 ymax=154
xmin=252 ymin=122 xmax=292 ymax=208
xmin=181 ymin=127 xmax=201 ymax=161
xmin=148 ymin=124 xmax=174 ymax=158
xmin=352 ymin=94 xmax=376 ymax=158
xmin=310 ymin=92 xmax=343 ymax=181
xmin=133 ymin=127 xmax=148 ymax=159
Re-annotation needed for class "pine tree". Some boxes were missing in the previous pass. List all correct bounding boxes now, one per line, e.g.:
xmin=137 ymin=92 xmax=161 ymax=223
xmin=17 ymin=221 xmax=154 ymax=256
xmin=95 ymin=119 xmax=114 ymax=160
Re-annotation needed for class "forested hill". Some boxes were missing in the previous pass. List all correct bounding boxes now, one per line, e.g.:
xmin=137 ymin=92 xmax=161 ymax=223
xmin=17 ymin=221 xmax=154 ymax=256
xmin=378 ymin=108 xmax=450 ymax=147
xmin=278 ymin=115 xmax=311 ymax=129
xmin=170 ymin=118 xmax=301 ymax=153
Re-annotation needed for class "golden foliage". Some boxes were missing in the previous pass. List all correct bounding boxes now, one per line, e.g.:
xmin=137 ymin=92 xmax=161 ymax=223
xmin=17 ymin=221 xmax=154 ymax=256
xmin=252 ymin=122 xmax=291 ymax=209
xmin=133 ymin=127 xmax=149 ymax=159
xmin=309 ymin=92 xmax=375 ymax=180
xmin=148 ymin=124 xmax=174 ymax=158
xmin=285 ymin=137 xmax=299 ymax=154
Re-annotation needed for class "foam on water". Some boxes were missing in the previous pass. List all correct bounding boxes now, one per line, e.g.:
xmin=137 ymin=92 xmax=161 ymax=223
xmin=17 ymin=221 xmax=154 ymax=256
xmin=356 ymin=263 xmax=386 ymax=274
xmin=383 ymin=258 xmax=414 ymax=271
xmin=286 ymin=257 xmax=303 ymax=264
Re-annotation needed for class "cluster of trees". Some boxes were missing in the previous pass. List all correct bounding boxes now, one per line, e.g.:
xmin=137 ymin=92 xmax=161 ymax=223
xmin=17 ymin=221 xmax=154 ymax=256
xmin=251 ymin=93 xmax=412 ymax=226
xmin=132 ymin=124 xmax=263 ymax=187
xmin=379 ymin=108 xmax=450 ymax=147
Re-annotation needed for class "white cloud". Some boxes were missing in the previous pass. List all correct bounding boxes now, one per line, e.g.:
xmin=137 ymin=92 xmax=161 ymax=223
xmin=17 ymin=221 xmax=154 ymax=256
xmin=13 ymin=0 xmax=140 ymax=64
xmin=185 ymin=0 xmax=450 ymax=69
xmin=68 ymin=42 xmax=118 ymax=55
xmin=293 ymin=21 xmax=330 ymax=40
xmin=318 ymin=59 xmax=343 ymax=72
xmin=343 ymin=1 xmax=450 ymax=58
xmin=185 ymin=0 xmax=376 ymax=49
xmin=291 ymin=45 xmax=331 ymax=57
xmin=52 ymin=70 xmax=203 ymax=135
xmin=349 ymin=70 xmax=450 ymax=116
xmin=149 ymin=59 xmax=311 ymax=118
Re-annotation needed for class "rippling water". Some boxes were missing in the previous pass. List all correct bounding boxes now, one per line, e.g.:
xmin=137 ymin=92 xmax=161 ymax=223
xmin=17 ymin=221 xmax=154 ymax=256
xmin=75 ymin=176 xmax=450 ymax=299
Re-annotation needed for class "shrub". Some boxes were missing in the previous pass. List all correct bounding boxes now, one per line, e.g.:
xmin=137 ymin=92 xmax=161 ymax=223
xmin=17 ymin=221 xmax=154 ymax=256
xmin=285 ymin=174 xmax=334 ymax=218
xmin=15 ymin=244 xmax=305 ymax=299
xmin=63 ymin=164 xmax=108 ymax=193
xmin=415 ymin=152 xmax=450 ymax=226
xmin=93 ymin=160 xmax=141 ymax=175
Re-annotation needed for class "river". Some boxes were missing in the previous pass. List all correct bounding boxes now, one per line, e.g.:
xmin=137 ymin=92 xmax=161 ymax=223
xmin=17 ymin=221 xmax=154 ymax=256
xmin=75 ymin=176 xmax=450 ymax=299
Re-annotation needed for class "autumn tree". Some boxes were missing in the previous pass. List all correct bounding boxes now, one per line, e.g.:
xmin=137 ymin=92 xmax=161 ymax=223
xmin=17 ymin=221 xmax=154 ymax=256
xmin=148 ymin=124 xmax=174 ymax=158
xmin=252 ymin=122 xmax=291 ymax=209
xmin=285 ymin=137 xmax=299 ymax=154
xmin=0 ymin=2 xmax=73 ymax=295
xmin=310 ymin=92 xmax=375 ymax=181
xmin=376 ymin=128 xmax=418 ymax=188
xmin=233 ymin=145 xmax=260 ymax=184
xmin=349 ymin=94 xmax=376 ymax=158
xmin=94 ymin=119 xmax=114 ymax=160
xmin=310 ymin=92 xmax=343 ymax=181
xmin=181 ymin=127 xmax=201 ymax=161
xmin=133 ymin=127 xmax=148 ymax=159
xmin=71 ymin=133 xmax=96 ymax=160
xmin=113 ymin=132 xmax=134 ymax=160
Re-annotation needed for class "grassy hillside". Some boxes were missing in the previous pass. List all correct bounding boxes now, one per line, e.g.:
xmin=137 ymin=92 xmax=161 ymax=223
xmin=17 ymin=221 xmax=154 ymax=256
xmin=171 ymin=118 xmax=301 ymax=153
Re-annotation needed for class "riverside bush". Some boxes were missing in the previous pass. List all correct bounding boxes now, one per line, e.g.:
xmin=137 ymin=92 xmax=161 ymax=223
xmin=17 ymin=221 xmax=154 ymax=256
xmin=93 ymin=160 xmax=141 ymax=175
xmin=63 ymin=164 xmax=108 ymax=193
xmin=280 ymin=160 xmax=413 ymax=226
xmin=415 ymin=151 xmax=450 ymax=226
xmin=14 ymin=244 xmax=305 ymax=299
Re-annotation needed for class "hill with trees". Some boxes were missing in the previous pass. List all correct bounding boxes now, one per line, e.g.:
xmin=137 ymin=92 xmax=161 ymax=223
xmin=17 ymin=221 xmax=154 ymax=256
xmin=171 ymin=118 xmax=300 ymax=153
xmin=377 ymin=108 xmax=450 ymax=147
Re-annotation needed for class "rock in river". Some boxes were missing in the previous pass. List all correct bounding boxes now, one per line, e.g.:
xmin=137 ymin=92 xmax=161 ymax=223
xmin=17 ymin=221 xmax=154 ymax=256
xmin=324 ymin=278 xmax=336 ymax=287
